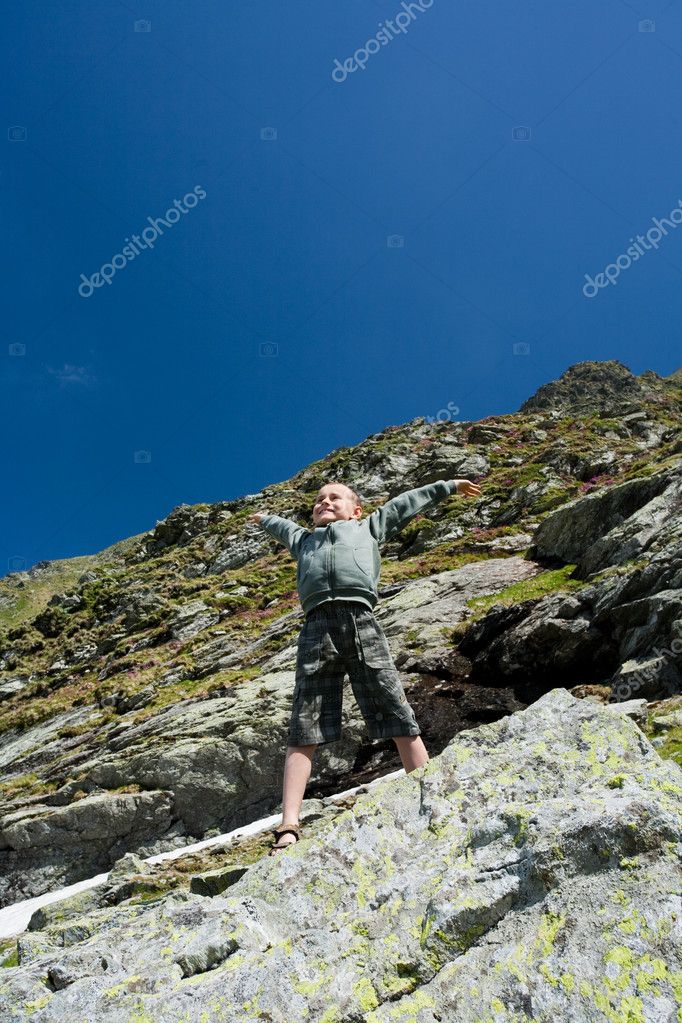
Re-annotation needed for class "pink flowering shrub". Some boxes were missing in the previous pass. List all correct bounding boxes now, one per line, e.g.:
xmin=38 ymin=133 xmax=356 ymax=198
xmin=579 ymin=474 xmax=616 ymax=494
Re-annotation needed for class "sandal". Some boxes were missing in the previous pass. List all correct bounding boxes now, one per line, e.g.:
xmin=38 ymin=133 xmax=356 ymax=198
xmin=269 ymin=822 xmax=301 ymax=855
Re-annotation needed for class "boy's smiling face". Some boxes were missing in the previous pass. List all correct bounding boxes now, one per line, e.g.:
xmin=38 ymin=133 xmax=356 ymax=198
xmin=312 ymin=484 xmax=362 ymax=526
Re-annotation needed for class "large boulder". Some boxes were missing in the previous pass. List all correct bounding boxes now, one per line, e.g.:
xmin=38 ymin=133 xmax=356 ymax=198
xmin=526 ymin=463 xmax=681 ymax=579
xmin=0 ymin=790 xmax=174 ymax=907
xmin=0 ymin=690 xmax=680 ymax=1022
xmin=459 ymin=553 xmax=682 ymax=702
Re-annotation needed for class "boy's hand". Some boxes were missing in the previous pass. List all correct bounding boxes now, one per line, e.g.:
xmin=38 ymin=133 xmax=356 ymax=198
xmin=248 ymin=513 xmax=264 ymax=524
xmin=454 ymin=479 xmax=482 ymax=498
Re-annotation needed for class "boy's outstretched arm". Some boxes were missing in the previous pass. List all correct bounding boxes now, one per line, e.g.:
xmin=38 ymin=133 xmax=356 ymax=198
xmin=368 ymin=478 xmax=481 ymax=544
xmin=248 ymin=512 xmax=308 ymax=559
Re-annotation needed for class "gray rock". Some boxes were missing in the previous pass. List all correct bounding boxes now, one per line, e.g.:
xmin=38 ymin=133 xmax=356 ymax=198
xmin=601 ymin=697 xmax=648 ymax=722
xmin=0 ymin=677 xmax=28 ymax=699
xmin=609 ymin=652 xmax=682 ymax=702
xmin=70 ymin=643 xmax=98 ymax=664
xmin=182 ymin=562 xmax=207 ymax=578
xmin=116 ymin=686 xmax=156 ymax=714
xmin=189 ymin=864 xmax=249 ymax=897
xmin=460 ymin=540 xmax=682 ymax=702
xmin=527 ymin=462 xmax=681 ymax=578
xmin=27 ymin=889 xmax=103 ymax=932
xmin=146 ymin=504 xmax=211 ymax=551
xmin=208 ymin=536 xmax=264 ymax=574
xmin=169 ymin=599 xmax=219 ymax=641
xmin=0 ymin=557 xmax=570 ymax=904
xmin=0 ymin=705 xmax=102 ymax=773
xmin=650 ymin=709 xmax=682 ymax=729
xmin=0 ymin=791 xmax=174 ymax=907
xmin=47 ymin=592 xmax=83 ymax=612
xmin=1 ymin=690 xmax=680 ymax=1022
xmin=120 ymin=588 xmax=167 ymax=632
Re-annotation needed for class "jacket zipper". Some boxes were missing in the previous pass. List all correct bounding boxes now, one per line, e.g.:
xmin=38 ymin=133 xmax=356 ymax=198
xmin=328 ymin=524 xmax=335 ymax=598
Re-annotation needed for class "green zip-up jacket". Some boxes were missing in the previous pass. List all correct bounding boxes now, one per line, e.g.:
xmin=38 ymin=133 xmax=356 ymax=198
xmin=258 ymin=479 xmax=460 ymax=615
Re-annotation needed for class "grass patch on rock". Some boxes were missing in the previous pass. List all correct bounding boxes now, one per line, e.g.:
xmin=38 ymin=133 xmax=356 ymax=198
xmin=464 ymin=564 xmax=582 ymax=619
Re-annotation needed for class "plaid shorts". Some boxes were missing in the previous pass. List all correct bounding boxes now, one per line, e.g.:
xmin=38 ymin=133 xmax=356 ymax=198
xmin=288 ymin=600 xmax=421 ymax=746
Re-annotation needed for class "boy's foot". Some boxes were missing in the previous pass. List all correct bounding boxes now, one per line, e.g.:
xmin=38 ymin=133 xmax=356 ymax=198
xmin=269 ymin=822 xmax=301 ymax=855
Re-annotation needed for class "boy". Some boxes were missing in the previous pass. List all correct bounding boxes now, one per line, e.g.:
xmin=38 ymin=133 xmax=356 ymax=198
xmin=248 ymin=476 xmax=482 ymax=854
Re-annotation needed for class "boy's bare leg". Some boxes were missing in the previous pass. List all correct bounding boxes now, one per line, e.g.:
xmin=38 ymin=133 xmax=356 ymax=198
xmin=393 ymin=734 xmax=429 ymax=773
xmin=272 ymin=743 xmax=317 ymax=850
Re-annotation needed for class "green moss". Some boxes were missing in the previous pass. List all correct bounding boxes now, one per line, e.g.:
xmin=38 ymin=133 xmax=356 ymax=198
xmin=536 ymin=911 xmax=566 ymax=957
xmin=450 ymin=919 xmax=488 ymax=954
xmin=127 ymin=1004 xmax=156 ymax=1023
xmin=605 ymin=946 xmax=636 ymax=971
xmin=399 ymin=516 xmax=436 ymax=543
xmin=579 ymin=721 xmax=623 ymax=778
xmin=380 ymin=945 xmax=422 ymax=997
xmin=404 ymin=627 xmax=427 ymax=654
xmin=103 ymin=975 xmax=142 ymax=998
xmin=614 ymin=995 xmax=646 ymax=1022
xmin=0 ymin=943 xmax=19 ymax=969
xmin=634 ymin=957 xmax=668 ymax=994
xmin=505 ymin=804 xmax=534 ymax=846
xmin=419 ymin=910 xmax=433 ymax=948
xmin=539 ymin=962 xmax=560 ymax=987
xmin=618 ymin=857 xmax=639 ymax=870
xmin=24 ymin=994 xmax=52 ymax=1013
xmin=353 ymin=976 xmax=380 ymax=1011
xmin=0 ymin=771 xmax=62 ymax=801
xmin=464 ymin=564 xmax=581 ymax=619
xmin=293 ymin=976 xmax=326 ymax=996
xmin=351 ymin=858 xmax=377 ymax=910
xmin=128 ymin=885 xmax=175 ymax=905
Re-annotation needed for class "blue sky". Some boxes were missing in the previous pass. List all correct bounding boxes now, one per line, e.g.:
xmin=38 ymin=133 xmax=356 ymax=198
xmin=3 ymin=0 xmax=681 ymax=576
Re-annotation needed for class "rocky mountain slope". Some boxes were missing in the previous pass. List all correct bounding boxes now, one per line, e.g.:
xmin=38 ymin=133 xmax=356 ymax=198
xmin=0 ymin=689 xmax=680 ymax=1022
xmin=0 ymin=357 xmax=680 ymax=922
